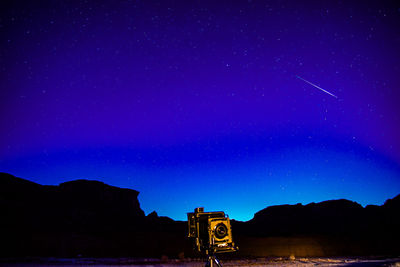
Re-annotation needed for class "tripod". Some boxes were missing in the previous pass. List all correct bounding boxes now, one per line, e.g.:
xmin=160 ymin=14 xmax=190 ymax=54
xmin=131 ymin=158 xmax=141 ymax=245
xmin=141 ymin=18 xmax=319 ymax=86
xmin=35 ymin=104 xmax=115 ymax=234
xmin=205 ymin=254 xmax=222 ymax=267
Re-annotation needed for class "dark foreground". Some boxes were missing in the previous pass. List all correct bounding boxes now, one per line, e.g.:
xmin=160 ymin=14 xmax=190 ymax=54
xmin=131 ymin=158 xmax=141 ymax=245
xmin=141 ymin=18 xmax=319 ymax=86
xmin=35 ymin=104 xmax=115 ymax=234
xmin=1 ymin=257 xmax=400 ymax=267
xmin=1 ymin=173 xmax=399 ymax=259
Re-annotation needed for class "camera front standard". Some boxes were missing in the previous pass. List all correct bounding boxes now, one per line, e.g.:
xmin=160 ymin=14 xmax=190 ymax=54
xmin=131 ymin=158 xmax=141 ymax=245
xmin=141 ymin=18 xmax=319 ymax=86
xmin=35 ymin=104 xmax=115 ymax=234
xmin=187 ymin=207 xmax=238 ymax=255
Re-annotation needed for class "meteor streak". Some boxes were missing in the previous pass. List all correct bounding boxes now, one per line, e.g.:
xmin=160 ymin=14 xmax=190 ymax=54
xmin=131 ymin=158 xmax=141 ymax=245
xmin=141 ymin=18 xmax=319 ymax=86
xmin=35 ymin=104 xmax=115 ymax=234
xmin=296 ymin=75 xmax=338 ymax=99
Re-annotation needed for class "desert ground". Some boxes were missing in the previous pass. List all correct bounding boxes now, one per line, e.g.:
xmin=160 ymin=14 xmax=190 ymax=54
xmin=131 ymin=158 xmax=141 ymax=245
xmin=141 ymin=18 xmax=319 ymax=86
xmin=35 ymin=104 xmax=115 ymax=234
xmin=1 ymin=257 xmax=400 ymax=267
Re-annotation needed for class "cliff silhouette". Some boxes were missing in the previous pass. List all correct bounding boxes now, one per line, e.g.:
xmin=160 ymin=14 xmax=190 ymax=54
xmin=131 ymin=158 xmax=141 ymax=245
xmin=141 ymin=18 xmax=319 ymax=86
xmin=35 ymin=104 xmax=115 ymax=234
xmin=232 ymin=196 xmax=400 ymax=256
xmin=0 ymin=172 xmax=399 ymax=258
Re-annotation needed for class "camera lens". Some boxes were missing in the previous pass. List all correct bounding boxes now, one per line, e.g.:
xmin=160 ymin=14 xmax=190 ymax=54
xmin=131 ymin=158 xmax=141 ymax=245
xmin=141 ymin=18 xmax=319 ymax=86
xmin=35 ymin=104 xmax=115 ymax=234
xmin=214 ymin=223 xmax=228 ymax=239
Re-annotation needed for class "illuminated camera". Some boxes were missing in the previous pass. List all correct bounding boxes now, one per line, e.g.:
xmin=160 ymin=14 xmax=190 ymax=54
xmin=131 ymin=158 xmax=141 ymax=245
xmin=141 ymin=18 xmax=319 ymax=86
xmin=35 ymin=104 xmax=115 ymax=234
xmin=187 ymin=207 xmax=238 ymax=254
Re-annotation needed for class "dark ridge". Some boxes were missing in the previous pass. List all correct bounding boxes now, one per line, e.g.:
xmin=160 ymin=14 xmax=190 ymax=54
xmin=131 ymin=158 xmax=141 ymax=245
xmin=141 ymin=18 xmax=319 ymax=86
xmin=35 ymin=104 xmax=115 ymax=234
xmin=383 ymin=193 xmax=400 ymax=208
xmin=0 ymin=172 xmax=399 ymax=258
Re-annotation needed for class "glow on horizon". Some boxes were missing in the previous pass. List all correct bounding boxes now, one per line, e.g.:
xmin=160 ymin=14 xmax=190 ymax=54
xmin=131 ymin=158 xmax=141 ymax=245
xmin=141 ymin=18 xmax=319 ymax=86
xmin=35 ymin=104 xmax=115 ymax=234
xmin=2 ymin=139 xmax=399 ymax=221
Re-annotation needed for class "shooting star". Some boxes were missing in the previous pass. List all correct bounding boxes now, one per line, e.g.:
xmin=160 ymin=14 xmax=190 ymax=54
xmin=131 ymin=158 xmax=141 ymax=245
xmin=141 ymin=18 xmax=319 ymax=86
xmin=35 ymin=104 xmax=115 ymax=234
xmin=296 ymin=75 xmax=338 ymax=99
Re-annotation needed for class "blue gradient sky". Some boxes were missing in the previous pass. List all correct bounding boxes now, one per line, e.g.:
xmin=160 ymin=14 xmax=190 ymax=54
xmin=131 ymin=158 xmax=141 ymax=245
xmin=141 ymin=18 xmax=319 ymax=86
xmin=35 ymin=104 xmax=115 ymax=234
xmin=1 ymin=0 xmax=400 ymax=221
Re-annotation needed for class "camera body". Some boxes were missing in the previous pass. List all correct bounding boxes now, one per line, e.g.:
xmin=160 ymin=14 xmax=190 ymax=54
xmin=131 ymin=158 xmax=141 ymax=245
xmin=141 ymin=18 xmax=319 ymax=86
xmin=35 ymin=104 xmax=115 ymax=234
xmin=187 ymin=207 xmax=238 ymax=255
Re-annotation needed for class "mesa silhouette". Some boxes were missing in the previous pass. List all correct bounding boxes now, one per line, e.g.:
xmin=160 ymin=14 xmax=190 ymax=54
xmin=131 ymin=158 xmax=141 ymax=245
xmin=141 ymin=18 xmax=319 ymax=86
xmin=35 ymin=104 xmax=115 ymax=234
xmin=0 ymin=172 xmax=399 ymax=258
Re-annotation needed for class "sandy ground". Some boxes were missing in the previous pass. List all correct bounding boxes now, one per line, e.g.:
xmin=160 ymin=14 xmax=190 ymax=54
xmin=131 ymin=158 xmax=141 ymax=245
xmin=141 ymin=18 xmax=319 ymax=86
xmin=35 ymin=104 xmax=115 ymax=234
xmin=1 ymin=258 xmax=400 ymax=267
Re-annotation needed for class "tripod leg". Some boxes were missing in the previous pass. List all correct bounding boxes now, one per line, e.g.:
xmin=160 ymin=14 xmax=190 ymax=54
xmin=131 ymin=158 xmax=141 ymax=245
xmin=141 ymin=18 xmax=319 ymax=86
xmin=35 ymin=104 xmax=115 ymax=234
xmin=206 ymin=255 xmax=223 ymax=267
xmin=205 ymin=256 xmax=212 ymax=267
xmin=214 ymin=257 xmax=222 ymax=267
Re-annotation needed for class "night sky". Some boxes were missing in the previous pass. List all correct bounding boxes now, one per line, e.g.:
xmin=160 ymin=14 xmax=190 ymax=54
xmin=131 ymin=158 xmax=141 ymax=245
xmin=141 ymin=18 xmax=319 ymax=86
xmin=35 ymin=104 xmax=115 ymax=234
xmin=1 ymin=0 xmax=400 ymax=221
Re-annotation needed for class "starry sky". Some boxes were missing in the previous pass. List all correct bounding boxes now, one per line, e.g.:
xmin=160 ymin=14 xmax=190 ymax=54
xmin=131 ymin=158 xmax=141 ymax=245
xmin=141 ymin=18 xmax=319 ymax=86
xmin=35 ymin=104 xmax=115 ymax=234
xmin=1 ymin=0 xmax=400 ymax=221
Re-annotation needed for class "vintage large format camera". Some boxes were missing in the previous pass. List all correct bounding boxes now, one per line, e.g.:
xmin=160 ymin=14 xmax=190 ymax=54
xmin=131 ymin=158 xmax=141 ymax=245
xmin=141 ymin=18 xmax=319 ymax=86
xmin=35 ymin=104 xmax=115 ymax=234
xmin=187 ymin=207 xmax=238 ymax=255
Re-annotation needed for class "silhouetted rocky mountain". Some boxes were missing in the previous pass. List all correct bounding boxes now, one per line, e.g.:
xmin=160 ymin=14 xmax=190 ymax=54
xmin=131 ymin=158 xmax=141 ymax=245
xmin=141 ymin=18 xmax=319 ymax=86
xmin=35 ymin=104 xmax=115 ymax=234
xmin=0 ymin=172 xmax=186 ymax=258
xmin=0 ymin=173 xmax=145 ymax=232
xmin=0 ymin=172 xmax=399 ymax=258
xmin=241 ymin=199 xmax=365 ymax=236
xmin=231 ymin=196 xmax=400 ymax=256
